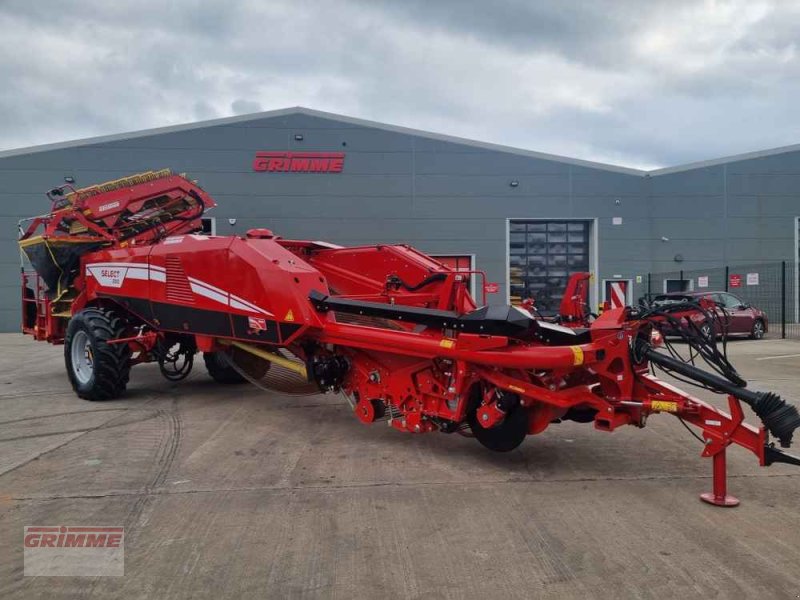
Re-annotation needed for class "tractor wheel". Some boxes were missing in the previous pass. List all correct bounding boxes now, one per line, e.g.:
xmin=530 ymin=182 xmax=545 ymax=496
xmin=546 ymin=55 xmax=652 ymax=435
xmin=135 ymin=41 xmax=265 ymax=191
xmin=467 ymin=385 xmax=528 ymax=452
xmin=64 ymin=307 xmax=131 ymax=401
xmin=203 ymin=351 xmax=247 ymax=384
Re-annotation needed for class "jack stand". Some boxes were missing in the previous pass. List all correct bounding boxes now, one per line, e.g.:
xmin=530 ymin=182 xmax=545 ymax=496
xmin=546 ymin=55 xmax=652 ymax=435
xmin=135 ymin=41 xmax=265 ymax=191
xmin=700 ymin=447 xmax=739 ymax=507
xmin=698 ymin=395 xmax=744 ymax=507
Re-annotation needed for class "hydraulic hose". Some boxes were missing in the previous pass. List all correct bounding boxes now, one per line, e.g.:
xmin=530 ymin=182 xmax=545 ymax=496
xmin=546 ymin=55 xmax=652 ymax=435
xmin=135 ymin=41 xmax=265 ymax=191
xmin=636 ymin=340 xmax=800 ymax=448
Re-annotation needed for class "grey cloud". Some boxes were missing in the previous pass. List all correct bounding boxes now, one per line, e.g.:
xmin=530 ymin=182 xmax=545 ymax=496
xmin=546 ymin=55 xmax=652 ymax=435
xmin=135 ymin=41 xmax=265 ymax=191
xmin=0 ymin=0 xmax=799 ymax=170
xmin=231 ymin=99 xmax=262 ymax=114
xmin=355 ymin=0 xmax=664 ymax=66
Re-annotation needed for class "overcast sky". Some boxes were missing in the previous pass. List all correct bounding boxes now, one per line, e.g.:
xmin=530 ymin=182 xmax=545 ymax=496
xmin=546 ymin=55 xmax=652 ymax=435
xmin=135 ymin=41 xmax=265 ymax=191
xmin=1 ymin=0 xmax=799 ymax=169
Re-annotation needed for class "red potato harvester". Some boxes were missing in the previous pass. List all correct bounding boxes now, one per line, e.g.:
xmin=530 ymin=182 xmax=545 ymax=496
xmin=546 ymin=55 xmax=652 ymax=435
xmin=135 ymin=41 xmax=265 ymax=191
xmin=18 ymin=170 xmax=800 ymax=506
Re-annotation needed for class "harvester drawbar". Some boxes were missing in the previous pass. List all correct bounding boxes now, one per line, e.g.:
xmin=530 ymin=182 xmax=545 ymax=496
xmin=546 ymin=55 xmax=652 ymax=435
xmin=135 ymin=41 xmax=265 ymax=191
xmin=19 ymin=170 xmax=800 ymax=506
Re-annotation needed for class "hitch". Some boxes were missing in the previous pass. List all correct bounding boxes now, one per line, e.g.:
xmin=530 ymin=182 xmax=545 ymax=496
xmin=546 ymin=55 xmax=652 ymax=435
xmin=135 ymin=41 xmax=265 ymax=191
xmin=699 ymin=399 xmax=800 ymax=506
xmin=638 ymin=341 xmax=800 ymax=448
xmin=637 ymin=341 xmax=800 ymax=506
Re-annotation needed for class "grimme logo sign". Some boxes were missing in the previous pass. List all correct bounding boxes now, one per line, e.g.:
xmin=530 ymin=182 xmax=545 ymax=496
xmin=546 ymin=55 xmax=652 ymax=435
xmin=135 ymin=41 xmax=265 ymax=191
xmin=24 ymin=525 xmax=124 ymax=576
xmin=252 ymin=151 xmax=345 ymax=173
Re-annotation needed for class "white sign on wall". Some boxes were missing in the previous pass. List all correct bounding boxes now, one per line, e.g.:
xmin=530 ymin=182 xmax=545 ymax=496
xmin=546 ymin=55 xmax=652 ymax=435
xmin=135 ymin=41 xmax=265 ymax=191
xmin=697 ymin=276 xmax=709 ymax=288
xmin=747 ymin=272 xmax=759 ymax=286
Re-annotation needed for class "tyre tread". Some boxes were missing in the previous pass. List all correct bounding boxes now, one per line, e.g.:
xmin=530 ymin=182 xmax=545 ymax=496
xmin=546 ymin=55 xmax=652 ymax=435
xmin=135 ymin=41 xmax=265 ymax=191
xmin=203 ymin=351 xmax=247 ymax=384
xmin=65 ymin=307 xmax=131 ymax=401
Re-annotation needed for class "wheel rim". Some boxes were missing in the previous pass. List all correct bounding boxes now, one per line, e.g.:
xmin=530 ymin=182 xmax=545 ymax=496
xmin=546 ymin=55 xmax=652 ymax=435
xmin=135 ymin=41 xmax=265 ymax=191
xmin=701 ymin=324 xmax=711 ymax=337
xmin=754 ymin=321 xmax=764 ymax=338
xmin=71 ymin=330 xmax=94 ymax=384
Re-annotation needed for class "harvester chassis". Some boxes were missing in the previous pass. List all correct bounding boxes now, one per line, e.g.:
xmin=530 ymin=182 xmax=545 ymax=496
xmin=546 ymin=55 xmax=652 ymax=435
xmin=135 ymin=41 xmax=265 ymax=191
xmin=17 ymin=169 xmax=800 ymax=508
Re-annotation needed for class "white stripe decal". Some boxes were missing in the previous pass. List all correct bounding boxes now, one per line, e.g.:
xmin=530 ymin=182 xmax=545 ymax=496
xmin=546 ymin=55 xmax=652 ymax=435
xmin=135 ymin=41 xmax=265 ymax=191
xmin=126 ymin=267 xmax=149 ymax=281
xmin=230 ymin=298 xmax=253 ymax=312
xmin=230 ymin=294 xmax=264 ymax=313
xmin=86 ymin=261 xmax=273 ymax=316
xmin=189 ymin=281 xmax=229 ymax=305
xmin=187 ymin=276 xmax=227 ymax=297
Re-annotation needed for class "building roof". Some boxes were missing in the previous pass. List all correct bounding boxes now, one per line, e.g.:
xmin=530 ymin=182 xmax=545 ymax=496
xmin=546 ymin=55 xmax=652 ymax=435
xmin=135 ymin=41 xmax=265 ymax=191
xmin=648 ymin=142 xmax=800 ymax=175
xmin=0 ymin=106 xmax=797 ymax=177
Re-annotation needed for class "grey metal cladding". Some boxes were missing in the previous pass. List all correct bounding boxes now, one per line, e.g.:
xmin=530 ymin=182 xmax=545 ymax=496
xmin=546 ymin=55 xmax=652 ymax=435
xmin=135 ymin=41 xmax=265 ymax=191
xmin=411 ymin=196 xmax=577 ymax=220
xmin=413 ymin=152 xmax=573 ymax=175
xmin=649 ymin=195 xmax=726 ymax=219
xmin=570 ymin=168 xmax=646 ymax=196
xmin=217 ymin=195 xmax=415 ymax=219
xmin=95 ymin=125 xmax=414 ymax=153
xmin=727 ymin=172 xmax=800 ymax=196
xmin=1 ymin=106 xmax=800 ymax=332
xmin=726 ymin=196 xmax=800 ymax=218
xmin=571 ymin=196 xmax=649 ymax=217
xmin=650 ymin=168 xmax=725 ymax=195
xmin=414 ymin=174 xmax=570 ymax=197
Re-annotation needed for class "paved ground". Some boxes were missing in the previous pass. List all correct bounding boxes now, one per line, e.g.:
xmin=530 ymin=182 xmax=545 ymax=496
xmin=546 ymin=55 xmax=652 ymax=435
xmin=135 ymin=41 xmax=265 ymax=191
xmin=0 ymin=333 xmax=799 ymax=599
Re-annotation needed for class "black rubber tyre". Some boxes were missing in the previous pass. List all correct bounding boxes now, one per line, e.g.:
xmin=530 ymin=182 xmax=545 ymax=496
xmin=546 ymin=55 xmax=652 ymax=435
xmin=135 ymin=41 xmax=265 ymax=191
xmin=203 ymin=351 xmax=247 ymax=384
xmin=751 ymin=319 xmax=766 ymax=340
xmin=467 ymin=385 xmax=528 ymax=452
xmin=64 ymin=307 xmax=131 ymax=401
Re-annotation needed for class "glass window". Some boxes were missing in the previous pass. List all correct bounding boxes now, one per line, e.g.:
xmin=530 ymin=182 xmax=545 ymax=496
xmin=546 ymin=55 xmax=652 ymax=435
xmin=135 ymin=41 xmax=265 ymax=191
xmin=720 ymin=293 xmax=742 ymax=308
xmin=508 ymin=220 xmax=591 ymax=311
xmin=527 ymin=232 xmax=547 ymax=243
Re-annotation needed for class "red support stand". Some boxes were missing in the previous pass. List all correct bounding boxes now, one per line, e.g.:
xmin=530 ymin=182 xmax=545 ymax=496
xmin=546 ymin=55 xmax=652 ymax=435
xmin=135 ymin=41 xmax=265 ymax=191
xmin=700 ymin=448 xmax=740 ymax=507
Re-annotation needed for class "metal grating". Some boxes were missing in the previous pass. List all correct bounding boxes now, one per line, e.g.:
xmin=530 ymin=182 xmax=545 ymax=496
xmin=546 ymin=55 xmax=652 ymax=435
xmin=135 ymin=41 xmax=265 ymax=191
xmin=164 ymin=256 xmax=194 ymax=303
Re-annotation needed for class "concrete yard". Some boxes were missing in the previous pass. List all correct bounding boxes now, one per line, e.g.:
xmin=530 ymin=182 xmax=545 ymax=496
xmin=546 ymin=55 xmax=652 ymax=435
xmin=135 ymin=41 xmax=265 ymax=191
xmin=1 ymin=333 xmax=799 ymax=599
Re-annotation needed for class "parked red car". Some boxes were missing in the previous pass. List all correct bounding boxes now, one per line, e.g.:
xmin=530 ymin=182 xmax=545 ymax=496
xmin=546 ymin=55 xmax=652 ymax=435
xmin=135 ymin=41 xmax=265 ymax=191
xmin=648 ymin=291 xmax=768 ymax=339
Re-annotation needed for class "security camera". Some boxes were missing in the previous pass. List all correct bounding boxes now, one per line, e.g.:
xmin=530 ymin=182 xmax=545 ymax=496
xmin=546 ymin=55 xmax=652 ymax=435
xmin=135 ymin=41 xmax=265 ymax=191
xmin=228 ymin=218 xmax=237 ymax=226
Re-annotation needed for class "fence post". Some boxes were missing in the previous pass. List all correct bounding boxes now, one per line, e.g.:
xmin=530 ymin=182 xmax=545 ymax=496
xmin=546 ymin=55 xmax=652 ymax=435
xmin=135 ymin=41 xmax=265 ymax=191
xmin=782 ymin=260 xmax=787 ymax=339
xmin=647 ymin=273 xmax=651 ymax=296
xmin=725 ymin=266 xmax=729 ymax=292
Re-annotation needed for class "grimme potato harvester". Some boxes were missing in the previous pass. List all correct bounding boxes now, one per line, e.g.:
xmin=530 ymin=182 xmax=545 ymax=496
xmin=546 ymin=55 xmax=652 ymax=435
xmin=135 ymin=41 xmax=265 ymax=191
xmin=18 ymin=170 xmax=800 ymax=506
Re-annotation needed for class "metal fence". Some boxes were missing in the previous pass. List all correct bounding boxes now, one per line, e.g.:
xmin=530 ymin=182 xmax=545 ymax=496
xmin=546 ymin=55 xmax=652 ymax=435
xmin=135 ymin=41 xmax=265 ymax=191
xmin=628 ymin=261 xmax=798 ymax=339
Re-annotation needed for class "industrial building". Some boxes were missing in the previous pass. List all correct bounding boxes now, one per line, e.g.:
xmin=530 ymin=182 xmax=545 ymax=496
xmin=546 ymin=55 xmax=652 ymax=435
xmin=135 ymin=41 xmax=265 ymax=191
xmin=1 ymin=106 xmax=799 ymax=331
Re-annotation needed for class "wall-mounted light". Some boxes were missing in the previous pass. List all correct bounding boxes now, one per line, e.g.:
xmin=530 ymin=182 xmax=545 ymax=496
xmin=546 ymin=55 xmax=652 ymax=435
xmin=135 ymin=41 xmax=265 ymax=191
xmin=228 ymin=218 xmax=237 ymax=226
xmin=294 ymin=134 xmax=304 ymax=141
xmin=661 ymin=236 xmax=670 ymax=242
xmin=509 ymin=180 xmax=519 ymax=188
xmin=64 ymin=176 xmax=75 ymax=184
